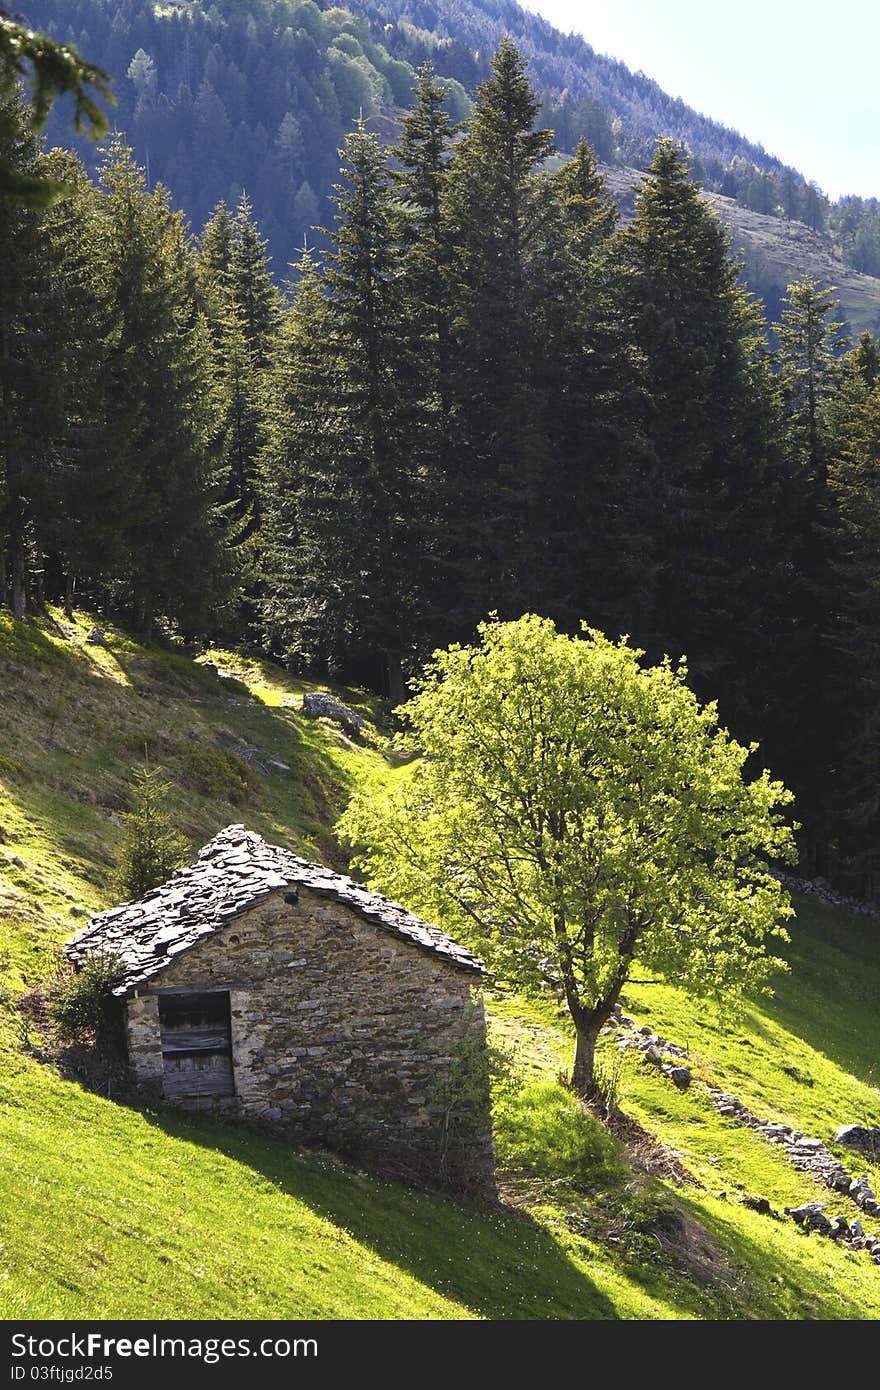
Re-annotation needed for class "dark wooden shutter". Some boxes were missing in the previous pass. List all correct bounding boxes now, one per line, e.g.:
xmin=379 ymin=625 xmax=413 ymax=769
xmin=159 ymin=991 xmax=235 ymax=1101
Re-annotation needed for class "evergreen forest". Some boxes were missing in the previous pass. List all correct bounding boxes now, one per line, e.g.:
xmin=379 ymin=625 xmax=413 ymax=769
xmin=3 ymin=37 xmax=880 ymax=895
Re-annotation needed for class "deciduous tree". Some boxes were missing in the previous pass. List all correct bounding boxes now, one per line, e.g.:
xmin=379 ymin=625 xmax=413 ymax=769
xmin=340 ymin=615 xmax=795 ymax=1096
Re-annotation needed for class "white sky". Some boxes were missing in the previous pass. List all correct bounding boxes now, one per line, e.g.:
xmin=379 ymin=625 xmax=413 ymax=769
xmin=519 ymin=0 xmax=880 ymax=200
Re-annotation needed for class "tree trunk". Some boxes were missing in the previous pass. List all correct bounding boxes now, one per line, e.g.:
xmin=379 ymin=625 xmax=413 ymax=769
xmin=384 ymin=650 xmax=407 ymax=708
xmin=567 ymin=1023 xmax=600 ymax=1095
xmin=569 ymin=981 xmax=628 ymax=1099
xmin=63 ymin=573 xmax=76 ymax=621
xmin=10 ymin=527 xmax=25 ymax=621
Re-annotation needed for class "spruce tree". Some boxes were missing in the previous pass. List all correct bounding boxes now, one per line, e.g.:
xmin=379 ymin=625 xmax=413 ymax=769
xmin=529 ymin=137 xmax=642 ymax=632
xmin=93 ymin=135 xmax=225 ymax=636
xmin=828 ymin=385 xmax=880 ymax=888
xmin=0 ymin=94 xmax=51 ymax=616
xmin=0 ymin=102 xmax=112 ymax=618
xmin=620 ymin=139 xmax=783 ymax=724
xmin=392 ymin=62 xmax=458 ymax=648
xmin=263 ymin=129 xmax=425 ymax=698
xmin=441 ymin=39 xmax=555 ymax=627
xmin=229 ymin=193 xmax=278 ymax=366
xmin=115 ymin=761 xmax=187 ymax=899
xmin=772 ymin=279 xmax=849 ymax=871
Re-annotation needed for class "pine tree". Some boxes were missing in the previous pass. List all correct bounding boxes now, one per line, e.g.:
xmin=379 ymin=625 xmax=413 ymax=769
xmin=229 ymin=192 xmax=277 ymax=366
xmin=620 ymin=139 xmax=783 ymax=720
xmin=442 ymin=38 xmax=555 ymax=627
xmin=115 ymin=761 xmax=187 ymax=899
xmin=93 ymin=135 xmax=225 ymax=636
xmin=828 ymin=385 xmax=880 ymax=888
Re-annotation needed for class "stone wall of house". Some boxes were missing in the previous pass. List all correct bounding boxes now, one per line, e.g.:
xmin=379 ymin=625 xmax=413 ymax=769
xmin=125 ymin=888 xmax=495 ymax=1196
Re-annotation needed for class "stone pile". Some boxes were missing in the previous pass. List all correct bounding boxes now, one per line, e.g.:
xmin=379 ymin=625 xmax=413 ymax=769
xmin=609 ymin=1006 xmax=691 ymax=1089
xmin=774 ymin=869 xmax=880 ymax=920
xmin=605 ymin=1006 xmax=880 ymax=1269
xmin=785 ymin=1202 xmax=880 ymax=1264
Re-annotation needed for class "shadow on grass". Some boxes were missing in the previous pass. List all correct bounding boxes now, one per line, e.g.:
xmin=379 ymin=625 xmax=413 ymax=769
xmin=760 ymin=897 xmax=880 ymax=1086
xmin=139 ymin=1107 xmax=618 ymax=1320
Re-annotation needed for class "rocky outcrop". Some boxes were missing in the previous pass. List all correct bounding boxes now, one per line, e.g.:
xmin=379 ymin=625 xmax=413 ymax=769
xmin=302 ymin=692 xmax=366 ymax=737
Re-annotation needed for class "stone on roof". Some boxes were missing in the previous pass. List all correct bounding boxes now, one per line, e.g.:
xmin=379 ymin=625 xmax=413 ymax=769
xmin=66 ymin=825 xmax=485 ymax=994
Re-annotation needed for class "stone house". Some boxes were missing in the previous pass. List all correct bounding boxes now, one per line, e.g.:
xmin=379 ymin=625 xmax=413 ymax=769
xmin=66 ymin=825 xmax=494 ymax=1196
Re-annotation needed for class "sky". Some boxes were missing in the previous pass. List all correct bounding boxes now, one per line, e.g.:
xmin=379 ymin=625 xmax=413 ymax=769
xmin=519 ymin=0 xmax=879 ymax=201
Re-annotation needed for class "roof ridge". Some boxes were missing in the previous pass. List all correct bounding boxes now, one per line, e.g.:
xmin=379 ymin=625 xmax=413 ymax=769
xmin=66 ymin=825 xmax=485 ymax=991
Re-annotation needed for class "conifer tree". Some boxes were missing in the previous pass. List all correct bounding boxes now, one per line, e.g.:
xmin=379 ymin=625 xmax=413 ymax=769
xmin=441 ymin=38 xmax=555 ymax=627
xmin=530 ymin=137 xmax=642 ymax=631
xmin=0 ymin=94 xmax=51 ymax=616
xmin=115 ymin=761 xmax=187 ymax=899
xmin=828 ymin=385 xmax=880 ymax=887
xmin=263 ymin=129 xmax=425 ymax=697
xmin=0 ymin=101 xmax=111 ymax=617
xmin=620 ymin=139 xmax=783 ymax=724
xmin=772 ymin=279 xmax=849 ymax=871
xmin=392 ymin=61 xmax=459 ymax=646
xmin=229 ymin=192 xmax=278 ymax=366
xmin=93 ymin=135 xmax=225 ymax=635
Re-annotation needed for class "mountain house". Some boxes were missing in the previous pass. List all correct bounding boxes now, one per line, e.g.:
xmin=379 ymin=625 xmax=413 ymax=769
xmin=66 ymin=825 xmax=495 ymax=1196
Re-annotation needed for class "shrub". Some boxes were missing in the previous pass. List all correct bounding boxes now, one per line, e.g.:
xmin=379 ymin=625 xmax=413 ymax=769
xmin=48 ymin=951 xmax=126 ymax=1052
xmin=492 ymin=1079 xmax=626 ymax=1189
xmin=182 ymin=746 xmax=255 ymax=805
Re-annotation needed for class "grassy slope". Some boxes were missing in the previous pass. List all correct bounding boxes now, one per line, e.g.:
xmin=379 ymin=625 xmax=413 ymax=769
xmin=1 ymin=610 xmax=879 ymax=1319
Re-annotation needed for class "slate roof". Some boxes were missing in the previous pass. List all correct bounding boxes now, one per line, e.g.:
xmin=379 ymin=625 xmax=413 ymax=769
xmin=66 ymin=824 xmax=485 ymax=994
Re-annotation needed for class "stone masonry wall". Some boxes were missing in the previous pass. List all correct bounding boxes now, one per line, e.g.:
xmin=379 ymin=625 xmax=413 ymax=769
xmin=125 ymin=888 xmax=495 ymax=1196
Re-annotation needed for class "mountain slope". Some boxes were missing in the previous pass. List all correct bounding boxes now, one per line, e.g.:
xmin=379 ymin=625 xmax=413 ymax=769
xmin=1 ymin=611 xmax=879 ymax=1319
xmin=602 ymin=165 xmax=880 ymax=336
xmin=25 ymin=0 xmax=879 ymax=310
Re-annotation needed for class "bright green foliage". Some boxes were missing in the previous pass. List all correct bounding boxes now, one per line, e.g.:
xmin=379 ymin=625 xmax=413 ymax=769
xmin=114 ymin=761 xmax=187 ymax=900
xmin=492 ymin=1078 xmax=626 ymax=1187
xmin=340 ymin=615 xmax=796 ymax=1095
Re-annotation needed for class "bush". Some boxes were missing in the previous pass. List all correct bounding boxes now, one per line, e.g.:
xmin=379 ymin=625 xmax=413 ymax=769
xmin=492 ymin=1079 xmax=626 ymax=1189
xmin=182 ymin=746 xmax=255 ymax=805
xmin=48 ymin=951 xmax=126 ymax=1052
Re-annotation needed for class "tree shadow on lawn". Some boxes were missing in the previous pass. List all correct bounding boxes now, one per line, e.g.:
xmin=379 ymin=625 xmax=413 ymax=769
xmin=140 ymin=1107 xmax=618 ymax=1320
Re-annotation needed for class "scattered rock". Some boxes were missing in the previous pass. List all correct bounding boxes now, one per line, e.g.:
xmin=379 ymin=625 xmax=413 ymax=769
xmin=85 ymin=628 xmax=105 ymax=646
xmin=670 ymin=1067 xmax=692 ymax=1090
xmin=835 ymin=1124 xmax=880 ymax=1155
xmin=302 ymin=692 xmax=366 ymax=737
xmin=741 ymin=1195 xmax=774 ymax=1216
xmin=267 ymin=758 xmax=291 ymax=773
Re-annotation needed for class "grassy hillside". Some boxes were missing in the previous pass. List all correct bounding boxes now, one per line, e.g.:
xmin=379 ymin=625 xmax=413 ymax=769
xmin=1 ymin=610 xmax=879 ymax=1319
